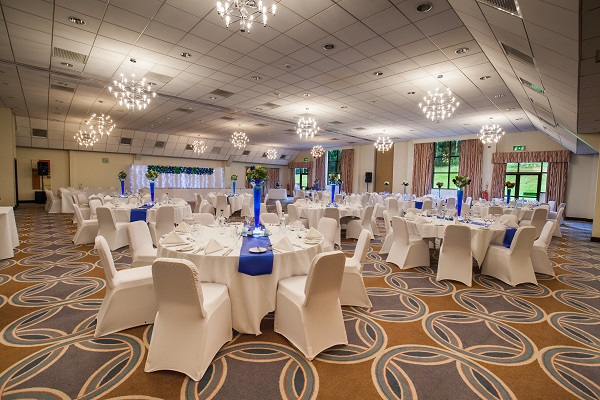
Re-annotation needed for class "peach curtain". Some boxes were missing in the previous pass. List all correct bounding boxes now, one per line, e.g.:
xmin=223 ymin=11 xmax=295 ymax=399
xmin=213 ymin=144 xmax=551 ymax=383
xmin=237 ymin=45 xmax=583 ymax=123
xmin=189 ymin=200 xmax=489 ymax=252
xmin=314 ymin=156 xmax=326 ymax=186
xmin=458 ymin=139 xmax=483 ymax=200
xmin=412 ymin=143 xmax=434 ymax=197
xmin=267 ymin=168 xmax=280 ymax=189
xmin=491 ymin=163 xmax=506 ymax=199
xmin=340 ymin=149 xmax=354 ymax=193
xmin=547 ymin=162 xmax=568 ymax=205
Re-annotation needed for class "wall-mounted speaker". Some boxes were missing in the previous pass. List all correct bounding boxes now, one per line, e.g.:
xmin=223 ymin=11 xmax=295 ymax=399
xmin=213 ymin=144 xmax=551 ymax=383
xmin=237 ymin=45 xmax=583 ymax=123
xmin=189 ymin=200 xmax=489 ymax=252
xmin=365 ymin=172 xmax=372 ymax=183
xmin=37 ymin=161 xmax=49 ymax=176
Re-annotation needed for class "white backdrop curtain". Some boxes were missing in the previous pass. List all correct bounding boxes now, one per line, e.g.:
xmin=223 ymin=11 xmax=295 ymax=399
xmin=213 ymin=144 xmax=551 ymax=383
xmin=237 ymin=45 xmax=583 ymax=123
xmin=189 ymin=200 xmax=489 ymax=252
xmin=129 ymin=165 xmax=225 ymax=193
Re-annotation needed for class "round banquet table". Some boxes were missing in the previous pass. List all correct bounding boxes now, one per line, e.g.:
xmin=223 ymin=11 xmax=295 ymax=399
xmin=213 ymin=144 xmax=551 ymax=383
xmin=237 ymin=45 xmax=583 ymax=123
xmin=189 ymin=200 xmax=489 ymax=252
xmin=296 ymin=203 xmax=363 ymax=228
xmin=108 ymin=202 xmax=192 ymax=224
xmin=0 ymin=207 xmax=19 ymax=259
xmin=157 ymin=225 xmax=322 ymax=335
xmin=471 ymin=205 xmax=533 ymax=220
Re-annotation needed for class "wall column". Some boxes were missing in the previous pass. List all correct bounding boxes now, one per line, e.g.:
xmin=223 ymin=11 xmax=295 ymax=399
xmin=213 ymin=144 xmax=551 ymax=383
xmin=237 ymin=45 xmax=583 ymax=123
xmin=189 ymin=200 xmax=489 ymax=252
xmin=0 ymin=108 xmax=16 ymax=206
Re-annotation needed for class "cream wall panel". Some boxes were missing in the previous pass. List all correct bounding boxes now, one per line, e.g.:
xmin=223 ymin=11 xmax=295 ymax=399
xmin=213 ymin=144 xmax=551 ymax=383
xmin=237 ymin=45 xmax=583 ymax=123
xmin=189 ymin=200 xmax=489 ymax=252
xmin=0 ymin=108 xmax=16 ymax=206
xmin=566 ymin=153 xmax=598 ymax=219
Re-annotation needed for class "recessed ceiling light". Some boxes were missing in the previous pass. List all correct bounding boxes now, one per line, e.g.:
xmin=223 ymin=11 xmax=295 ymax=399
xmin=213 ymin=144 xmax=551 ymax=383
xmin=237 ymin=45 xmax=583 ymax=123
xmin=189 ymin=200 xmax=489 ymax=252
xmin=303 ymin=93 xmax=310 ymax=97
xmin=455 ymin=47 xmax=469 ymax=54
xmin=180 ymin=52 xmax=192 ymax=58
xmin=437 ymin=74 xmax=444 ymax=79
xmin=285 ymin=64 xmax=292 ymax=68
xmin=516 ymin=118 xmax=523 ymax=120
xmin=251 ymin=76 xmax=261 ymax=80
xmin=209 ymin=96 xmax=216 ymax=100
xmin=407 ymin=91 xmax=415 ymax=95
xmin=323 ymin=43 xmax=335 ymax=50
xmin=68 ymin=16 xmax=85 ymax=25
xmin=373 ymin=71 xmax=383 ymax=76
xmin=494 ymin=94 xmax=505 ymax=98
xmin=506 ymin=108 xmax=515 ymax=111
xmin=166 ymin=117 xmax=171 ymax=120
xmin=60 ymin=62 xmax=74 ymax=67
xmin=341 ymin=106 xmax=348 ymax=109
xmin=463 ymin=123 xmax=469 ymax=126
xmin=148 ymin=82 xmax=156 ymax=86
xmin=416 ymin=2 xmax=433 ymax=12
xmin=480 ymin=76 xmax=491 ymax=80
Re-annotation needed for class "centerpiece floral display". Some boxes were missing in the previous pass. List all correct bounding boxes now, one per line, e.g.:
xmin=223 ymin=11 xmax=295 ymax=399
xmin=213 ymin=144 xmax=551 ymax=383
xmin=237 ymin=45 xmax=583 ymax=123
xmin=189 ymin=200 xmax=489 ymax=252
xmin=315 ymin=178 xmax=320 ymax=191
xmin=246 ymin=166 xmax=268 ymax=231
xmin=118 ymin=171 xmax=127 ymax=196
xmin=146 ymin=169 xmax=159 ymax=203
xmin=231 ymin=174 xmax=238 ymax=181
xmin=401 ymin=180 xmax=409 ymax=196
xmin=505 ymin=181 xmax=515 ymax=203
xmin=436 ymin=181 xmax=443 ymax=197
xmin=231 ymin=174 xmax=238 ymax=195
xmin=452 ymin=175 xmax=471 ymax=217
xmin=328 ymin=173 xmax=339 ymax=184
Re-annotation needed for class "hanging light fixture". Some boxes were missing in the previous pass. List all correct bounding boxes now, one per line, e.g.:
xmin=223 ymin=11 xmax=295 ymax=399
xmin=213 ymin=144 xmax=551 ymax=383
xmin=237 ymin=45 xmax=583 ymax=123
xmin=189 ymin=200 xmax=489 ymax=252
xmin=266 ymin=148 xmax=277 ymax=159
xmin=108 ymin=58 xmax=156 ymax=112
xmin=192 ymin=139 xmax=207 ymax=154
xmin=374 ymin=136 xmax=393 ymax=153
xmin=84 ymin=113 xmax=115 ymax=138
xmin=311 ymin=145 xmax=324 ymax=158
xmin=216 ymin=0 xmax=276 ymax=34
xmin=74 ymin=129 xmax=98 ymax=148
xmin=231 ymin=131 xmax=249 ymax=149
xmin=297 ymin=116 xmax=320 ymax=140
xmin=478 ymin=123 xmax=505 ymax=144
xmin=418 ymin=88 xmax=459 ymax=122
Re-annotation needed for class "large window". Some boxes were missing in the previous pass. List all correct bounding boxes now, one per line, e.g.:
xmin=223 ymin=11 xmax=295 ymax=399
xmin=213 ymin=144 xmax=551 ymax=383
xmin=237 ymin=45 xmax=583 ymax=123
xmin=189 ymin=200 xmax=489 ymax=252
xmin=327 ymin=150 xmax=342 ymax=178
xmin=432 ymin=141 xmax=460 ymax=189
xmin=505 ymin=162 xmax=548 ymax=200
xmin=295 ymin=168 xmax=309 ymax=189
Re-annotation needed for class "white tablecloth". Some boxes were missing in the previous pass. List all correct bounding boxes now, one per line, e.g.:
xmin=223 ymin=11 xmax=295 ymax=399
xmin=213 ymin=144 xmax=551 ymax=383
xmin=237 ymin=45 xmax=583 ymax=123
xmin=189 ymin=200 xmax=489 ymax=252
xmin=296 ymin=204 xmax=363 ymax=228
xmin=472 ymin=205 xmax=533 ymax=220
xmin=0 ymin=207 xmax=19 ymax=259
xmin=267 ymin=188 xmax=287 ymax=199
xmin=405 ymin=217 xmax=506 ymax=265
xmin=157 ymin=225 xmax=322 ymax=334
xmin=109 ymin=203 xmax=192 ymax=224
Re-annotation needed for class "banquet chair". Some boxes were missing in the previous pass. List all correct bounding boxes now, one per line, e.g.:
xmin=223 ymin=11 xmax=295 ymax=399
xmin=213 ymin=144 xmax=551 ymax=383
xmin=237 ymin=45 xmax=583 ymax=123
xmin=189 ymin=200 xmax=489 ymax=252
xmin=215 ymin=195 xmax=231 ymax=218
xmin=324 ymin=207 xmax=342 ymax=246
xmin=149 ymin=205 xmax=175 ymax=247
xmin=96 ymin=207 xmax=130 ymax=250
xmin=379 ymin=210 xmax=393 ymax=254
xmin=498 ymin=214 xmax=518 ymax=226
xmin=387 ymin=198 xmax=401 ymax=218
xmin=275 ymin=200 xmax=283 ymax=218
xmin=406 ymin=207 xmax=421 ymax=215
xmin=191 ymin=213 xmax=215 ymax=226
xmin=436 ymin=225 xmax=473 ymax=286
xmin=274 ymin=251 xmax=347 ymax=360
xmin=548 ymin=200 xmax=556 ymax=212
xmin=263 ymin=193 xmax=269 ymax=204
xmin=199 ymin=200 xmax=215 ymax=215
xmin=549 ymin=206 xmax=565 ymax=237
xmin=194 ymin=193 xmax=203 ymax=213
xmin=72 ymin=204 xmax=99 ymax=245
xmin=317 ymin=217 xmax=338 ymax=252
xmin=71 ymin=193 xmax=91 ymax=223
xmin=340 ymin=229 xmax=372 ymax=308
xmin=519 ymin=208 xmax=549 ymax=239
xmin=346 ymin=205 xmax=374 ymax=240
xmin=370 ymin=204 xmax=382 ymax=237
xmin=361 ymin=194 xmax=369 ymax=208
xmin=422 ymin=198 xmax=433 ymax=211
xmin=94 ymin=236 xmax=157 ymax=338
xmin=548 ymin=203 xmax=566 ymax=225
xmin=145 ymin=258 xmax=232 ymax=381
xmin=488 ymin=205 xmax=503 ymax=216
xmin=287 ymin=204 xmax=309 ymax=228
xmin=466 ymin=197 xmax=472 ymax=206
xmin=446 ymin=197 xmax=456 ymax=209
xmin=126 ymin=221 xmax=158 ymax=268
xmin=436 ymin=201 xmax=444 ymax=214
xmin=89 ymin=199 xmax=102 ymax=219
xmin=44 ymin=189 xmax=62 ymax=213
xmin=386 ymin=216 xmax=430 ymax=269
xmin=531 ymin=221 xmax=556 ymax=277
xmin=481 ymin=226 xmax=537 ymax=286
xmin=334 ymin=194 xmax=343 ymax=203
xmin=260 ymin=212 xmax=280 ymax=225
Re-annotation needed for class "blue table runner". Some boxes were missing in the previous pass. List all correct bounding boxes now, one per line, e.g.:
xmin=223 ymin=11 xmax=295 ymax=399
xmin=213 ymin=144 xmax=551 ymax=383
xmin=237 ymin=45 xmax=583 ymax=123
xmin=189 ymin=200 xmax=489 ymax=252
xmin=130 ymin=205 xmax=153 ymax=222
xmin=415 ymin=201 xmax=423 ymax=209
xmin=238 ymin=235 xmax=274 ymax=276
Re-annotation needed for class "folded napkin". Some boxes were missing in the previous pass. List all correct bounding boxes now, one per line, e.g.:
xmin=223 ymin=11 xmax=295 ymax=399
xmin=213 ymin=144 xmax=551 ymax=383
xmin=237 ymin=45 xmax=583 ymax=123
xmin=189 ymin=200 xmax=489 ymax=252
xmin=415 ymin=216 xmax=429 ymax=224
xmin=405 ymin=212 xmax=416 ymax=219
xmin=503 ymin=219 xmax=518 ymax=228
xmin=272 ymin=235 xmax=294 ymax=252
xmin=490 ymin=221 xmax=503 ymax=230
xmin=104 ymin=202 xmax=115 ymax=208
xmin=204 ymin=238 xmax=224 ymax=255
xmin=163 ymin=231 xmax=186 ymax=245
xmin=306 ymin=227 xmax=323 ymax=240
xmin=175 ymin=221 xmax=191 ymax=233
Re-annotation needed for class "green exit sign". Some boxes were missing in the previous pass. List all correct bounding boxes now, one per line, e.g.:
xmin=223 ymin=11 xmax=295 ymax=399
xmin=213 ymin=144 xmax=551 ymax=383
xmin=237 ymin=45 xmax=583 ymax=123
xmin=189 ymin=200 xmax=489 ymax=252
xmin=513 ymin=146 xmax=526 ymax=151
xmin=304 ymin=157 xmax=309 ymax=161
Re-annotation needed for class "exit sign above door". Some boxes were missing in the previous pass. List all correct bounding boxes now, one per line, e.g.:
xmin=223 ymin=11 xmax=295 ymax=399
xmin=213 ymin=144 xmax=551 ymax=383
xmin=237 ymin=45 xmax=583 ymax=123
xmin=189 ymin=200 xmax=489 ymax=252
xmin=513 ymin=145 xmax=526 ymax=151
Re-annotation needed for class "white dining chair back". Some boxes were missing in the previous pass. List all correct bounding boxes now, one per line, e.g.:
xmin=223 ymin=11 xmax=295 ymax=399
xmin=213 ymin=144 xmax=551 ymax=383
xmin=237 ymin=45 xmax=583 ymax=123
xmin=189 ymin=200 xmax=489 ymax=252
xmin=126 ymin=221 xmax=158 ymax=268
xmin=386 ymin=216 xmax=430 ymax=269
xmin=274 ymin=251 xmax=348 ymax=360
xmin=346 ymin=205 xmax=374 ymax=240
xmin=446 ymin=197 xmax=456 ymax=209
xmin=145 ymin=258 xmax=232 ymax=381
xmin=317 ymin=217 xmax=338 ymax=252
xmin=488 ymin=205 xmax=503 ymax=215
xmin=89 ymin=199 xmax=102 ymax=219
xmin=193 ymin=193 xmax=203 ymax=213
xmin=422 ymin=198 xmax=433 ymax=210
xmin=72 ymin=204 xmax=99 ymax=245
xmin=323 ymin=207 xmax=341 ymax=246
xmin=149 ymin=206 xmax=175 ymax=247
xmin=340 ymin=229 xmax=372 ymax=308
xmin=260 ymin=212 xmax=280 ymax=225
xmin=387 ymin=198 xmax=400 ymax=218
xmin=436 ymin=225 xmax=473 ymax=286
xmin=192 ymin=213 xmax=216 ymax=226
xmin=96 ymin=206 xmax=130 ymax=250
xmin=361 ymin=194 xmax=369 ymax=208
xmin=215 ymin=195 xmax=231 ymax=218
xmin=531 ymin=221 xmax=556 ymax=277
xmin=275 ymin=200 xmax=283 ymax=217
xmin=520 ymin=208 xmax=548 ymax=239
xmin=94 ymin=236 xmax=157 ymax=338
xmin=550 ymin=207 xmax=565 ymax=237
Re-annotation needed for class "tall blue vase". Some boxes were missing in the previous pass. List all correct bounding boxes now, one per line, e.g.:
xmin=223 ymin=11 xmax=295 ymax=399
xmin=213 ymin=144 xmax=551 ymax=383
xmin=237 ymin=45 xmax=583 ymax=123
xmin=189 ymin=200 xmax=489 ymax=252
xmin=331 ymin=184 xmax=336 ymax=203
xmin=506 ymin=188 xmax=511 ymax=204
xmin=315 ymin=182 xmax=319 ymax=191
xmin=232 ymin=181 xmax=236 ymax=195
xmin=150 ymin=181 xmax=155 ymax=203
xmin=253 ymin=181 xmax=261 ymax=230
xmin=438 ymin=188 xmax=441 ymax=198
xmin=457 ymin=189 xmax=463 ymax=217
xmin=120 ymin=180 xmax=125 ymax=197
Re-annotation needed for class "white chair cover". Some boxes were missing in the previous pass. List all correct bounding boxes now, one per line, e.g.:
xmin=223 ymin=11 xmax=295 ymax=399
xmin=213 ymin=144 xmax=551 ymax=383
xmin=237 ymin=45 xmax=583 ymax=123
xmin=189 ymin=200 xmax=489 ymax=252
xmin=287 ymin=204 xmax=309 ymax=228
xmin=387 ymin=198 xmax=401 ymax=218
xmin=194 ymin=193 xmax=203 ymax=213
xmin=436 ymin=225 xmax=473 ymax=286
xmin=275 ymin=200 xmax=283 ymax=218
xmin=149 ymin=206 xmax=175 ymax=247
xmin=260 ymin=212 xmax=280 ymax=225
xmin=519 ymin=208 xmax=549 ymax=239
xmin=340 ymin=229 xmax=372 ymax=307
xmin=126 ymin=221 xmax=158 ymax=268
xmin=346 ymin=205 xmax=374 ymax=239
xmin=317 ymin=217 xmax=338 ymax=252
xmin=323 ymin=207 xmax=341 ymax=246
xmin=531 ymin=221 xmax=556 ymax=277
xmin=386 ymin=216 xmax=430 ymax=269
xmin=97 ymin=207 xmax=130 ymax=250
xmin=72 ymin=204 xmax=98 ymax=245
xmin=89 ymin=199 xmax=102 ymax=219
xmin=379 ymin=210 xmax=393 ymax=254
xmin=215 ymin=195 xmax=231 ymax=218
xmin=192 ymin=213 xmax=216 ymax=226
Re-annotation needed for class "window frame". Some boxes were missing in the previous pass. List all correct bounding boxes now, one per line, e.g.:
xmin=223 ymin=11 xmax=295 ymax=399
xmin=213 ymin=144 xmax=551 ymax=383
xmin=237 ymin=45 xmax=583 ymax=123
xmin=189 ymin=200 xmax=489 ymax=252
xmin=432 ymin=140 xmax=460 ymax=189
xmin=295 ymin=167 xmax=309 ymax=189
xmin=327 ymin=150 xmax=342 ymax=178
xmin=504 ymin=162 xmax=548 ymax=200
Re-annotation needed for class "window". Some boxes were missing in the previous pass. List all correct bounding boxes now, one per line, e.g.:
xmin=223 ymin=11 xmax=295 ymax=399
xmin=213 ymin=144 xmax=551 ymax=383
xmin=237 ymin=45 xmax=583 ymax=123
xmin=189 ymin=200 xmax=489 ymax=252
xmin=504 ymin=162 xmax=548 ymax=200
xmin=295 ymin=168 xmax=309 ymax=189
xmin=327 ymin=150 xmax=342 ymax=178
xmin=432 ymin=141 xmax=460 ymax=189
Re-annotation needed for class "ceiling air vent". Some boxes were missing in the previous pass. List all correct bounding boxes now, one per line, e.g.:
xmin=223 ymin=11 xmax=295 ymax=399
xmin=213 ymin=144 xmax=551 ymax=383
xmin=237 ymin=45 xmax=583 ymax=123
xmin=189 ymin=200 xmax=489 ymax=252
xmin=501 ymin=43 xmax=534 ymax=66
xmin=220 ymin=116 xmax=236 ymax=121
xmin=154 ymin=141 xmax=165 ymax=148
xmin=242 ymin=150 xmax=250 ymax=156
xmin=209 ymin=89 xmax=235 ymax=98
xmin=53 ymin=47 xmax=88 ymax=64
xmin=255 ymin=123 xmax=270 ymax=127
xmin=279 ymin=154 xmax=287 ymax=160
xmin=50 ymin=84 xmax=75 ymax=93
xmin=212 ymin=147 xmax=221 ymax=154
xmin=185 ymin=144 xmax=194 ymax=150
xmin=477 ymin=0 xmax=521 ymax=16
xmin=32 ymin=128 xmax=47 ymax=138
xmin=328 ymin=121 xmax=344 ymax=125
xmin=519 ymin=77 xmax=545 ymax=95
xmin=145 ymin=72 xmax=173 ymax=83
xmin=175 ymin=107 xmax=195 ymax=114
xmin=120 ymin=137 xmax=132 ymax=145
xmin=354 ymin=127 xmax=366 ymax=131
xmin=259 ymin=102 xmax=281 ymax=109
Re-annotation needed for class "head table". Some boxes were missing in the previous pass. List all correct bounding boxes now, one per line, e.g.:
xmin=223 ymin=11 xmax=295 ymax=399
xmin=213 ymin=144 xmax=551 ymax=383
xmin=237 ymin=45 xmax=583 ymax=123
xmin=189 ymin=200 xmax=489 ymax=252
xmin=157 ymin=224 xmax=322 ymax=335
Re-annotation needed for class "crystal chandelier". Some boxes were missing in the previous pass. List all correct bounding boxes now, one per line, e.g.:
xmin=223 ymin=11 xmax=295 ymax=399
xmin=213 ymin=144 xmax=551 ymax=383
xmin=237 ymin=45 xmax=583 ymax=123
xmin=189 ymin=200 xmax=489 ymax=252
xmin=192 ymin=140 xmax=207 ymax=154
xmin=478 ymin=124 xmax=505 ymax=144
xmin=374 ymin=136 xmax=393 ymax=153
xmin=297 ymin=117 xmax=320 ymax=140
xmin=231 ymin=131 xmax=249 ymax=149
xmin=216 ymin=0 xmax=276 ymax=33
xmin=266 ymin=148 xmax=277 ymax=159
xmin=85 ymin=113 xmax=115 ymax=138
xmin=108 ymin=59 xmax=156 ymax=111
xmin=418 ymin=88 xmax=459 ymax=122
xmin=310 ymin=145 xmax=324 ymax=158
xmin=74 ymin=129 xmax=98 ymax=148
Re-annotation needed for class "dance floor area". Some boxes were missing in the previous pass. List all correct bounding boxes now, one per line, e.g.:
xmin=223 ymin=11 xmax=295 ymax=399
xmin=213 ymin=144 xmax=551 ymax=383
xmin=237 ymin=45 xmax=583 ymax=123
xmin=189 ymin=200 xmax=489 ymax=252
xmin=0 ymin=204 xmax=598 ymax=399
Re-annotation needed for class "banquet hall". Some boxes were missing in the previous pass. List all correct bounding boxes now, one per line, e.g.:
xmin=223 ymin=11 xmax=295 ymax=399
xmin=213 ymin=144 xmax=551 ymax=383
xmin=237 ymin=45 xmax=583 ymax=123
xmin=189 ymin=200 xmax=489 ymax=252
xmin=0 ymin=0 xmax=599 ymax=399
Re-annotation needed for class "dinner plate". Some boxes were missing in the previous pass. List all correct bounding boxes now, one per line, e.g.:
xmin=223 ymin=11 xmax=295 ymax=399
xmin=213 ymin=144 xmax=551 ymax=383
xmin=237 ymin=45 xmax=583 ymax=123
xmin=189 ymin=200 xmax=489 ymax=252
xmin=304 ymin=239 xmax=321 ymax=244
xmin=249 ymin=247 xmax=267 ymax=253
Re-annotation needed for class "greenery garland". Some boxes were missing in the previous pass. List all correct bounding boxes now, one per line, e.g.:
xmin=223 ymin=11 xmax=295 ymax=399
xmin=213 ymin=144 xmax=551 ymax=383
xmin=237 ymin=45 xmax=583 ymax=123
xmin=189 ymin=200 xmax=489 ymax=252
xmin=147 ymin=165 xmax=215 ymax=176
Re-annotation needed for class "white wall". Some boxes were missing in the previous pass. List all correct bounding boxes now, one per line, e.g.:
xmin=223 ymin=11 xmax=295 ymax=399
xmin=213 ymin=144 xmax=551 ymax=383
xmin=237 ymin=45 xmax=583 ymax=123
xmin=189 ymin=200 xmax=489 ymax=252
xmin=353 ymin=144 xmax=375 ymax=193
xmin=16 ymin=147 xmax=70 ymax=201
xmin=566 ymin=153 xmax=598 ymax=219
xmin=392 ymin=141 xmax=410 ymax=190
xmin=0 ymin=108 xmax=16 ymax=206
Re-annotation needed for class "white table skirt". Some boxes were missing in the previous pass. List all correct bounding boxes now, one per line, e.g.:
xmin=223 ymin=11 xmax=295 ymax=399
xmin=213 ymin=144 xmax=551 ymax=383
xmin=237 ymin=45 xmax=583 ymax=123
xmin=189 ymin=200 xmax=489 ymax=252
xmin=297 ymin=204 xmax=363 ymax=228
xmin=0 ymin=207 xmax=19 ymax=259
xmin=268 ymin=188 xmax=287 ymax=199
xmin=110 ymin=203 xmax=192 ymax=224
xmin=405 ymin=217 xmax=506 ymax=265
xmin=157 ymin=226 xmax=322 ymax=334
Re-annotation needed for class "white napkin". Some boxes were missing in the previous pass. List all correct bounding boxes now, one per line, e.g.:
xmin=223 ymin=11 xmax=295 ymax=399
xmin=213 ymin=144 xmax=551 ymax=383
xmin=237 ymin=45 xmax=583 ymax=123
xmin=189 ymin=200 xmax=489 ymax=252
xmin=177 ymin=200 xmax=187 ymax=206
xmin=175 ymin=222 xmax=191 ymax=233
xmin=104 ymin=202 xmax=115 ymax=208
xmin=415 ymin=216 xmax=429 ymax=224
xmin=204 ymin=238 xmax=224 ymax=255
xmin=405 ymin=212 xmax=416 ymax=219
xmin=272 ymin=235 xmax=294 ymax=252
xmin=163 ymin=231 xmax=186 ymax=245
xmin=152 ymin=204 xmax=160 ymax=209
xmin=503 ymin=219 xmax=518 ymax=228
xmin=490 ymin=221 xmax=503 ymax=230
xmin=306 ymin=227 xmax=323 ymax=240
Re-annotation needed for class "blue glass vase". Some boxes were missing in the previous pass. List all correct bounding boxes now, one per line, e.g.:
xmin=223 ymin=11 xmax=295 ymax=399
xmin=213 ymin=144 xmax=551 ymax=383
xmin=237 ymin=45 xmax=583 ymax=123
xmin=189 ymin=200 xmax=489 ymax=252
xmin=457 ymin=189 xmax=463 ymax=217
xmin=253 ymin=181 xmax=262 ymax=230
xmin=150 ymin=181 xmax=155 ymax=203
xmin=331 ymin=184 xmax=336 ymax=203
xmin=315 ymin=182 xmax=319 ymax=191
xmin=232 ymin=180 xmax=236 ymax=195
xmin=120 ymin=180 xmax=125 ymax=197
xmin=506 ymin=188 xmax=511 ymax=204
xmin=438 ymin=188 xmax=441 ymax=198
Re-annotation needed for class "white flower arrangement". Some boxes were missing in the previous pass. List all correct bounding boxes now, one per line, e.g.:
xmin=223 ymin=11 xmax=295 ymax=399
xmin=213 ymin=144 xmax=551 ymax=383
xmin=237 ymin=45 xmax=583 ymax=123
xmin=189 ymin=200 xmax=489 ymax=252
xmin=402 ymin=181 xmax=409 ymax=186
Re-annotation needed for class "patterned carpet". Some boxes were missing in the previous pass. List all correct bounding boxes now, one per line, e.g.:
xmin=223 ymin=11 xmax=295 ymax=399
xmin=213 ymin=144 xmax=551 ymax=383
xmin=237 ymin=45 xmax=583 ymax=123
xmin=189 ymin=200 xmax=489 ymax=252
xmin=0 ymin=204 xmax=598 ymax=399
